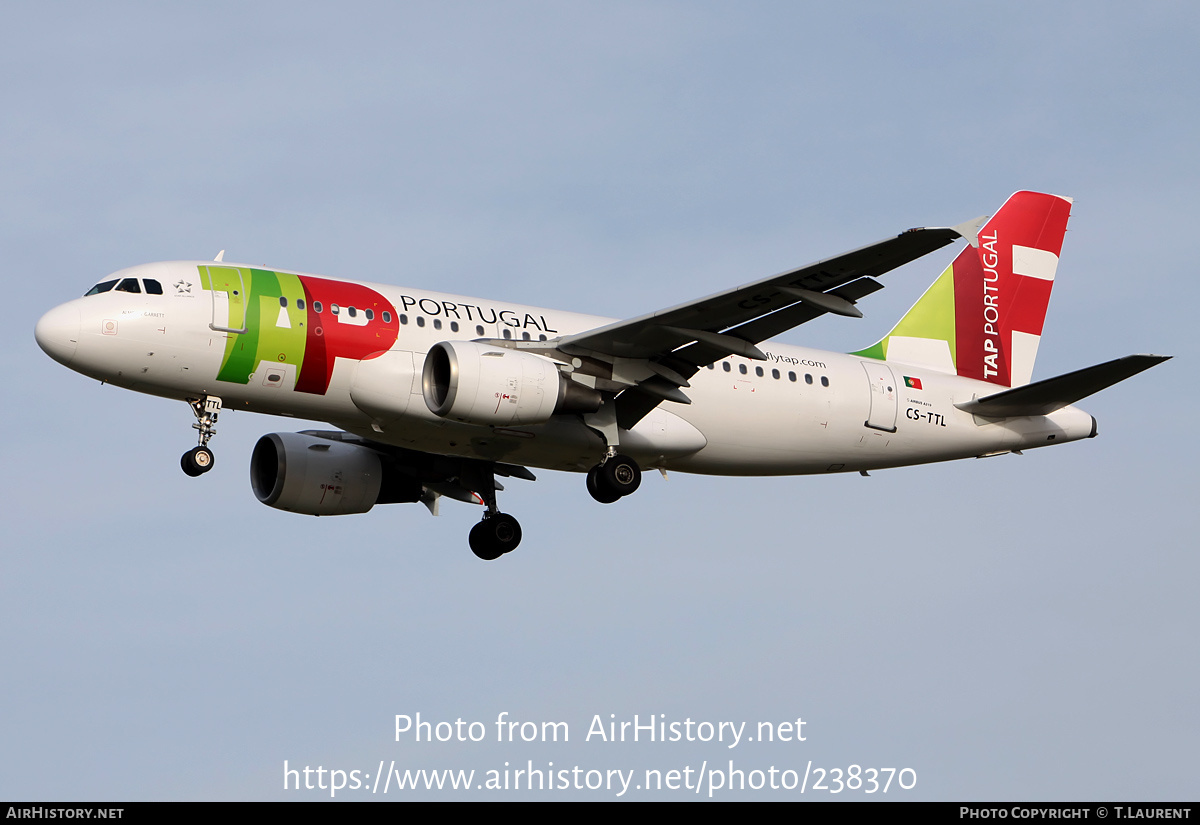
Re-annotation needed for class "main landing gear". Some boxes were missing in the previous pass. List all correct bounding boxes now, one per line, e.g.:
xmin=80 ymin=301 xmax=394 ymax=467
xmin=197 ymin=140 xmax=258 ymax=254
xmin=586 ymin=452 xmax=641 ymax=504
xmin=181 ymin=395 xmax=222 ymax=477
xmin=464 ymin=462 xmax=523 ymax=561
xmin=469 ymin=513 xmax=522 ymax=561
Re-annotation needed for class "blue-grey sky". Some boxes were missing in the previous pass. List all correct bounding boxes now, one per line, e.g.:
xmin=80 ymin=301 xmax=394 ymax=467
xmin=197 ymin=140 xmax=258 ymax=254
xmin=3 ymin=2 xmax=1195 ymax=800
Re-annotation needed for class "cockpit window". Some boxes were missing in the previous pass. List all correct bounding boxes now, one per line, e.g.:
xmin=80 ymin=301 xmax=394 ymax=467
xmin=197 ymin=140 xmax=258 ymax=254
xmin=115 ymin=278 xmax=142 ymax=294
xmin=85 ymin=279 xmax=118 ymax=296
xmin=143 ymin=279 xmax=163 ymax=295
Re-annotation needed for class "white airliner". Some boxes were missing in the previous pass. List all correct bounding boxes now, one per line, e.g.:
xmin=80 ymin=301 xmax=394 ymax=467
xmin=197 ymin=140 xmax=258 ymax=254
xmin=36 ymin=191 xmax=1167 ymax=559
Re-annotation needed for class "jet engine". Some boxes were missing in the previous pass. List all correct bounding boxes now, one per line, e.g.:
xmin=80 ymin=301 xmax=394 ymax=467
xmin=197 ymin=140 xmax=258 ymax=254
xmin=250 ymin=432 xmax=421 ymax=516
xmin=422 ymin=341 xmax=601 ymax=426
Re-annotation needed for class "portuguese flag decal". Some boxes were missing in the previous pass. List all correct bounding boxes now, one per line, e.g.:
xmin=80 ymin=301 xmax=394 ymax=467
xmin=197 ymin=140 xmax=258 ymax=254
xmin=904 ymin=376 xmax=923 ymax=390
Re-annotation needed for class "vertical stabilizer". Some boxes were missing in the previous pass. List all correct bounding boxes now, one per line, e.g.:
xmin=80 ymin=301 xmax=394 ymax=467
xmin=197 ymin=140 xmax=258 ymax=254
xmin=854 ymin=191 xmax=1073 ymax=388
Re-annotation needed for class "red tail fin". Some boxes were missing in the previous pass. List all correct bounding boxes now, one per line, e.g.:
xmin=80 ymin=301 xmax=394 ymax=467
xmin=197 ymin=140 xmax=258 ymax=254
xmin=855 ymin=191 xmax=1073 ymax=388
xmin=954 ymin=191 xmax=1072 ymax=387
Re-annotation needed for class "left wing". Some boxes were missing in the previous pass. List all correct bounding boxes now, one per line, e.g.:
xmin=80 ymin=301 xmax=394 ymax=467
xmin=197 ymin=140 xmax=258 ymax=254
xmin=296 ymin=430 xmax=535 ymax=515
xmin=510 ymin=218 xmax=981 ymax=428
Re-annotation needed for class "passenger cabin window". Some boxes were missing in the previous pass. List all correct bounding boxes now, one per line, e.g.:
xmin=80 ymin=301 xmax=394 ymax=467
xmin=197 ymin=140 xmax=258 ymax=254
xmin=313 ymin=301 xmax=323 ymax=313
xmin=433 ymin=318 xmax=442 ymax=330
xmin=475 ymin=325 xmax=484 ymax=336
xmin=279 ymin=297 xmax=288 ymax=307
xmin=416 ymin=316 xmax=425 ymax=327
xmin=85 ymin=279 xmax=118 ymax=296
xmin=297 ymin=299 xmax=305 ymax=311
xmin=331 ymin=304 xmax=340 ymax=315
xmin=144 ymin=279 xmax=163 ymax=295
xmin=451 ymin=321 xmax=460 ymax=333
xmin=722 ymin=362 xmax=731 ymax=372
xmin=382 ymin=311 xmax=391 ymax=323
xmin=115 ymin=278 xmax=141 ymax=294
xmin=821 ymin=376 xmax=830 ymax=387
xmin=347 ymin=306 xmax=357 ymax=318
xmin=365 ymin=309 xmax=374 ymax=321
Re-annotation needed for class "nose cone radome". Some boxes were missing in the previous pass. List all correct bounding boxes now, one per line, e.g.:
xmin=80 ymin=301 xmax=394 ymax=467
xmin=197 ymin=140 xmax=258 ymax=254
xmin=35 ymin=303 xmax=81 ymax=366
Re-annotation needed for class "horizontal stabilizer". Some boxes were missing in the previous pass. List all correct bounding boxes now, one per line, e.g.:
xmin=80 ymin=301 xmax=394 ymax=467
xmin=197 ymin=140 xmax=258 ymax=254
xmin=955 ymin=354 xmax=1170 ymax=417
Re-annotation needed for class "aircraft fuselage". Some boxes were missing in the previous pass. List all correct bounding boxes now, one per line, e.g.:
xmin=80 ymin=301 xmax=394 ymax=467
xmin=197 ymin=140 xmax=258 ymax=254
xmin=36 ymin=259 xmax=1097 ymax=479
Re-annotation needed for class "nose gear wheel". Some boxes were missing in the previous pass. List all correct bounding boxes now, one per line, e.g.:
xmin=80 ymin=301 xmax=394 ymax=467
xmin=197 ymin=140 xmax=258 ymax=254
xmin=181 ymin=446 xmax=215 ymax=476
xmin=181 ymin=396 xmax=222 ymax=477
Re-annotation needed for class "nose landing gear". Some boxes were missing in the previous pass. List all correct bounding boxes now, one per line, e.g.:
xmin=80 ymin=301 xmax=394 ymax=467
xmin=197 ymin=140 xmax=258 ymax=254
xmin=181 ymin=395 xmax=221 ymax=477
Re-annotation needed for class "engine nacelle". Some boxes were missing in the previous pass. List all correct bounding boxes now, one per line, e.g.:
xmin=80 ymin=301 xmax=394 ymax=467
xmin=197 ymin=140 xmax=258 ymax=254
xmin=422 ymin=341 xmax=600 ymax=426
xmin=251 ymin=432 xmax=387 ymax=516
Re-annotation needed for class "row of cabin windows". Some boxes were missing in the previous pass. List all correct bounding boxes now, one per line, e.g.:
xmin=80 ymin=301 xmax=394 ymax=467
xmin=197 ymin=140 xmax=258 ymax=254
xmin=278 ymin=296 xmax=390 ymax=323
xmin=402 ymin=314 xmax=455 ymax=332
xmin=706 ymin=361 xmax=830 ymax=387
xmin=398 ymin=314 xmax=548 ymax=340
xmin=276 ymin=298 xmax=550 ymax=341
xmin=83 ymin=281 xmax=550 ymax=343
xmin=79 ymin=282 xmax=809 ymax=361
xmin=495 ymin=326 xmax=548 ymax=341
xmin=85 ymin=278 xmax=163 ymax=296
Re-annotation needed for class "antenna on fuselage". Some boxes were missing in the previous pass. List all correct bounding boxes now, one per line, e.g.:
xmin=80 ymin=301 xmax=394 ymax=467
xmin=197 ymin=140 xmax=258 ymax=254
xmin=214 ymin=250 xmax=225 ymax=262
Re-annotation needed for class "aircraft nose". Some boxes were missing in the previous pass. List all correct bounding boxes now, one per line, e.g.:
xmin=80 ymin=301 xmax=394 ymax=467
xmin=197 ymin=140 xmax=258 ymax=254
xmin=35 ymin=303 xmax=81 ymax=366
